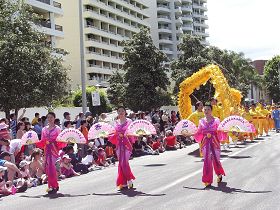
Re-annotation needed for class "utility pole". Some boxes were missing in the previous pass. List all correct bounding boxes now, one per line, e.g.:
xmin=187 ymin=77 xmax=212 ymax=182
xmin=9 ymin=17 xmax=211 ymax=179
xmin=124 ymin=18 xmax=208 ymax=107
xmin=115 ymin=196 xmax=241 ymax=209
xmin=79 ymin=0 xmax=87 ymax=113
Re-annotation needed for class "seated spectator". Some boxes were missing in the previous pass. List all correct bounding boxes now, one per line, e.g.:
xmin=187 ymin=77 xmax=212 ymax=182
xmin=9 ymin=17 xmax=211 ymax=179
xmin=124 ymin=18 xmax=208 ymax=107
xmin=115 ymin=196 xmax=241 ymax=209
xmin=9 ymin=139 xmax=23 ymax=164
xmin=94 ymin=137 xmax=105 ymax=149
xmin=81 ymin=149 xmax=95 ymax=167
xmin=95 ymin=148 xmax=109 ymax=167
xmin=105 ymin=141 xmax=116 ymax=164
xmin=29 ymin=149 xmax=45 ymax=179
xmin=152 ymin=136 xmax=165 ymax=153
xmin=0 ymin=166 xmax=16 ymax=195
xmin=0 ymin=152 xmax=22 ymax=182
xmin=54 ymin=118 xmax=61 ymax=127
xmin=86 ymin=116 xmax=94 ymax=130
xmin=60 ymin=155 xmax=80 ymax=178
xmin=19 ymin=160 xmax=38 ymax=188
xmin=133 ymin=137 xmax=158 ymax=157
xmin=164 ymin=130 xmax=177 ymax=151
xmin=66 ymin=146 xmax=88 ymax=174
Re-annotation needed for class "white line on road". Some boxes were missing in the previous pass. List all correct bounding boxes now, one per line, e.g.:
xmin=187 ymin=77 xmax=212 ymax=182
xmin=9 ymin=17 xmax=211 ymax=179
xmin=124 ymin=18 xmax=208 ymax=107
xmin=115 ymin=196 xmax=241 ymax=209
xmin=123 ymin=140 xmax=262 ymax=210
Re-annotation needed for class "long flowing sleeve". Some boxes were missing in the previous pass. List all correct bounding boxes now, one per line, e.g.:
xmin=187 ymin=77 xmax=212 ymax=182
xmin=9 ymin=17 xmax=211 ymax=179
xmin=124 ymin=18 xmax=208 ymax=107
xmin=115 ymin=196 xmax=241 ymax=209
xmin=36 ymin=128 xmax=47 ymax=149
xmin=194 ymin=120 xmax=204 ymax=143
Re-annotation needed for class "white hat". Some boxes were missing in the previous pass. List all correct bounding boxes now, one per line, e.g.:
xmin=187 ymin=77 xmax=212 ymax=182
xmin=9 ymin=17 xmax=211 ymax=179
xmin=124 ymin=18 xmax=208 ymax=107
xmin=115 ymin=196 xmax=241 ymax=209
xmin=0 ymin=166 xmax=8 ymax=172
xmin=19 ymin=160 xmax=30 ymax=168
xmin=0 ymin=123 xmax=8 ymax=130
xmin=62 ymin=154 xmax=71 ymax=160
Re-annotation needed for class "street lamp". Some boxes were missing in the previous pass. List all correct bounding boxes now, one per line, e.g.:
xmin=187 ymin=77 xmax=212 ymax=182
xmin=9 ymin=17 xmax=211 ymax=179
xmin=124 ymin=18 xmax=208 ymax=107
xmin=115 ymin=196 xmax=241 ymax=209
xmin=79 ymin=0 xmax=87 ymax=114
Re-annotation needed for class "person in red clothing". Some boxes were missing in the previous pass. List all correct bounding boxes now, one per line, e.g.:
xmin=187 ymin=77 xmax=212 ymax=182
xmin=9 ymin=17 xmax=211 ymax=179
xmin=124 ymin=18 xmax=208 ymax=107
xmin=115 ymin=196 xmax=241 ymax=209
xmin=164 ymin=130 xmax=177 ymax=150
xmin=152 ymin=136 xmax=165 ymax=153
xmin=171 ymin=111 xmax=178 ymax=125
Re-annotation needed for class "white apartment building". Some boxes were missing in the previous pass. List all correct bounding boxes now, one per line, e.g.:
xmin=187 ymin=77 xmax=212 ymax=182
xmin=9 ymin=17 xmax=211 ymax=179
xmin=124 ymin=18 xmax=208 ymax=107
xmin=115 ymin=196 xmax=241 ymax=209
xmin=26 ymin=0 xmax=64 ymax=48
xmin=56 ymin=0 xmax=149 ymax=89
xmin=144 ymin=0 xmax=208 ymax=60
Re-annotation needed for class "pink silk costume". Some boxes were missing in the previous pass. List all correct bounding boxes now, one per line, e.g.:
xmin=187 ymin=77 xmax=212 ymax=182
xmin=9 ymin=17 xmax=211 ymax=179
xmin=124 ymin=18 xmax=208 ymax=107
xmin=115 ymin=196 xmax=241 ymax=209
xmin=36 ymin=126 xmax=65 ymax=190
xmin=194 ymin=117 xmax=226 ymax=184
xmin=109 ymin=118 xmax=135 ymax=187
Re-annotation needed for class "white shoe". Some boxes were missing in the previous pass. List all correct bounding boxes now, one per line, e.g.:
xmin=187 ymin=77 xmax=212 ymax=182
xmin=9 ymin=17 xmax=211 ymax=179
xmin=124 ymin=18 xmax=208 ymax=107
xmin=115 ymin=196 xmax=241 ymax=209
xmin=222 ymin=144 xmax=227 ymax=150
xmin=128 ymin=180 xmax=133 ymax=189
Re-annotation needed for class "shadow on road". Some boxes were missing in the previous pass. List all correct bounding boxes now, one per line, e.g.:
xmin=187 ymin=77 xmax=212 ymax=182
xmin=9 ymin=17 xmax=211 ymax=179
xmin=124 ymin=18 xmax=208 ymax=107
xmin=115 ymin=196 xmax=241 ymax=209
xmin=184 ymin=182 xmax=272 ymax=194
xmin=20 ymin=193 xmax=91 ymax=199
xmin=188 ymin=148 xmax=201 ymax=158
xmin=93 ymin=189 xmax=165 ymax=198
xmin=228 ymin=155 xmax=252 ymax=159
xmin=143 ymin=164 xmax=166 ymax=167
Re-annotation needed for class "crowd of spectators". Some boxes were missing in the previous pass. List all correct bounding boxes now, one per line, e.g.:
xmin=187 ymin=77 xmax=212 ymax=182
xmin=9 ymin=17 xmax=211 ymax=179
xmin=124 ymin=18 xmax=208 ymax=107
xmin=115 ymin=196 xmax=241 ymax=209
xmin=0 ymin=109 xmax=194 ymax=196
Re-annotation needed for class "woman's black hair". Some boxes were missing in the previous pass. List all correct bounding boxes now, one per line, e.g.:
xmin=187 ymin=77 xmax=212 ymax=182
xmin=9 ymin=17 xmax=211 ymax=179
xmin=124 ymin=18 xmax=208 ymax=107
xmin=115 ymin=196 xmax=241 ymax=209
xmin=47 ymin=112 xmax=56 ymax=118
xmin=64 ymin=121 xmax=72 ymax=128
xmin=81 ymin=120 xmax=87 ymax=125
xmin=117 ymin=106 xmax=126 ymax=111
xmin=204 ymin=102 xmax=212 ymax=110
xmin=195 ymin=101 xmax=203 ymax=110
xmin=17 ymin=121 xmax=25 ymax=131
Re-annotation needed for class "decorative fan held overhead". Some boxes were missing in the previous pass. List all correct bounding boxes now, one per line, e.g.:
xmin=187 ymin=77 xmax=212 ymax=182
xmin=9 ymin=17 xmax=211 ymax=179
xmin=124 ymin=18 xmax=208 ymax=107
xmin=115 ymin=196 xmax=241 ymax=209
xmin=21 ymin=131 xmax=39 ymax=145
xmin=57 ymin=128 xmax=87 ymax=144
xmin=173 ymin=120 xmax=198 ymax=136
xmin=218 ymin=115 xmax=253 ymax=133
xmin=126 ymin=120 xmax=156 ymax=137
xmin=88 ymin=122 xmax=116 ymax=140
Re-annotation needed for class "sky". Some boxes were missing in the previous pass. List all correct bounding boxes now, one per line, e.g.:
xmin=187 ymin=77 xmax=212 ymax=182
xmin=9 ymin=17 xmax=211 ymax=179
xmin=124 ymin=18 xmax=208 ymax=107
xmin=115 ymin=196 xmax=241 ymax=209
xmin=207 ymin=0 xmax=280 ymax=60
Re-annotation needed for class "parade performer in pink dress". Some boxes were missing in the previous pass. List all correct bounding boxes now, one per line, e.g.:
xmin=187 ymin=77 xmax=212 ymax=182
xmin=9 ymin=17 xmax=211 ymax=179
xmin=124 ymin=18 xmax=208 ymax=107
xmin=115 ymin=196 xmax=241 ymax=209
xmin=109 ymin=106 xmax=135 ymax=190
xmin=37 ymin=112 xmax=65 ymax=194
xmin=194 ymin=104 xmax=226 ymax=188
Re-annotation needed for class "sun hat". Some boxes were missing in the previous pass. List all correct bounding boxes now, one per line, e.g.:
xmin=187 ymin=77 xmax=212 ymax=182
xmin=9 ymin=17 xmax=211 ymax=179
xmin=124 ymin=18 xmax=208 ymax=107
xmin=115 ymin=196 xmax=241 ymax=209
xmin=19 ymin=160 xmax=31 ymax=168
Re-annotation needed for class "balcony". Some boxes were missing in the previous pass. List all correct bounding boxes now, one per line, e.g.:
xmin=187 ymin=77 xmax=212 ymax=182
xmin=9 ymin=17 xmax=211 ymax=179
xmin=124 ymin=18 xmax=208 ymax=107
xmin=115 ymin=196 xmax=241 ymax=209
xmin=194 ymin=31 xmax=209 ymax=37
xmin=157 ymin=4 xmax=171 ymax=13
xmin=160 ymin=48 xmax=173 ymax=55
xmin=26 ymin=0 xmax=63 ymax=15
xmin=158 ymin=26 xmax=172 ymax=34
xmin=159 ymin=38 xmax=173 ymax=45
xmin=181 ymin=6 xmax=192 ymax=12
xmin=158 ymin=15 xmax=172 ymax=23
xmin=182 ymin=24 xmax=193 ymax=31
xmin=192 ymin=3 xmax=207 ymax=11
xmin=193 ymin=13 xmax=208 ymax=20
xmin=193 ymin=22 xmax=208 ymax=28
xmin=181 ymin=15 xmax=193 ymax=22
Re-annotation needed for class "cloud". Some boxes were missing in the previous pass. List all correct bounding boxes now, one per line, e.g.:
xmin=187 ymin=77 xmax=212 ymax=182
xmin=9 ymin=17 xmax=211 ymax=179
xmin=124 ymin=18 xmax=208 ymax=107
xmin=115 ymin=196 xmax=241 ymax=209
xmin=207 ymin=0 xmax=280 ymax=60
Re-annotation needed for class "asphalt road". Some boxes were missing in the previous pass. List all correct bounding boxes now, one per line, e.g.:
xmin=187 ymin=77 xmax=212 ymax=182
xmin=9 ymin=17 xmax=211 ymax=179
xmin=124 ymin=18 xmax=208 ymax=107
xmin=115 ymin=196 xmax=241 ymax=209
xmin=1 ymin=132 xmax=280 ymax=210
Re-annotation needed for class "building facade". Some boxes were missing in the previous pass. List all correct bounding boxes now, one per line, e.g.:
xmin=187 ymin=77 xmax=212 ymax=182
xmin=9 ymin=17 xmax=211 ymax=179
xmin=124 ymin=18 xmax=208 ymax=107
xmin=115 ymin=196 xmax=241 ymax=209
xmin=144 ymin=0 xmax=208 ymax=60
xmin=56 ymin=0 xmax=149 ymax=89
xmin=247 ymin=60 xmax=270 ymax=103
xmin=26 ymin=0 xmax=64 ymax=48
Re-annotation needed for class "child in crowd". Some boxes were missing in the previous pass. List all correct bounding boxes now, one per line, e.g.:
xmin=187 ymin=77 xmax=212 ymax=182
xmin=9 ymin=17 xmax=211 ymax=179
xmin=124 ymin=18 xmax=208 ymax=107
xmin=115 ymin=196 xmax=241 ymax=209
xmin=0 ymin=166 xmax=16 ymax=195
xmin=29 ymin=149 xmax=46 ymax=182
xmin=96 ymin=148 xmax=109 ymax=167
xmin=60 ymin=155 xmax=80 ymax=178
xmin=152 ymin=136 xmax=165 ymax=153
xmin=81 ymin=149 xmax=95 ymax=167
xmin=19 ymin=160 xmax=38 ymax=188
xmin=164 ymin=130 xmax=178 ymax=150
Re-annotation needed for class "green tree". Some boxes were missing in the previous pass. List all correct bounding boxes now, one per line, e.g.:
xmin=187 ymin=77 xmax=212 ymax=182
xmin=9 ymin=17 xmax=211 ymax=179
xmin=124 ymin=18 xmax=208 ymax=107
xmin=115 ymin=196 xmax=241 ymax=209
xmin=0 ymin=0 xmax=69 ymax=117
xmin=264 ymin=55 xmax=280 ymax=102
xmin=122 ymin=28 xmax=171 ymax=112
xmin=72 ymin=86 xmax=112 ymax=115
xmin=107 ymin=71 xmax=126 ymax=108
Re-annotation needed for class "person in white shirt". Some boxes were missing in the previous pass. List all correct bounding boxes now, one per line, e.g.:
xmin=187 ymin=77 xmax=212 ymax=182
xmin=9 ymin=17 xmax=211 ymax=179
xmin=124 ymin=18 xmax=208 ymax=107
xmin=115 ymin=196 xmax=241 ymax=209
xmin=81 ymin=149 xmax=95 ymax=166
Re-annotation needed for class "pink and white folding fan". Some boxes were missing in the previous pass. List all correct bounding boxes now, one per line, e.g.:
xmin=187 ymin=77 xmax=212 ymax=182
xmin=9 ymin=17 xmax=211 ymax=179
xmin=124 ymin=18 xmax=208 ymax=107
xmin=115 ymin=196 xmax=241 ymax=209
xmin=88 ymin=122 xmax=116 ymax=140
xmin=126 ymin=120 xmax=156 ymax=136
xmin=173 ymin=120 xmax=198 ymax=136
xmin=21 ymin=131 xmax=39 ymax=145
xmin=57 ymin=128 xmax=87 ymax=144
xmin=218 ymin=115 xmax=253 ymax=133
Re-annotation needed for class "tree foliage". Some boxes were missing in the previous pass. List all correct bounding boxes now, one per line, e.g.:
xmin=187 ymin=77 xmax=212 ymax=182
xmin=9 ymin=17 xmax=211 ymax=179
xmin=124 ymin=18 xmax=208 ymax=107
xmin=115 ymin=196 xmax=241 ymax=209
xmin=107 ymin=71 xmax=126 ymax=108
xmin=264 ymin=55 xmax=280 ymax=103
xmin=0 ymin=0 xmax=69 ymax=116
xmin=171 ymin=34 xmax=262 ymax=103
xmin=72 ymin=86 xmax=112 ymax=115
xmin=119 ymin=28 xmax=171 ymax=112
